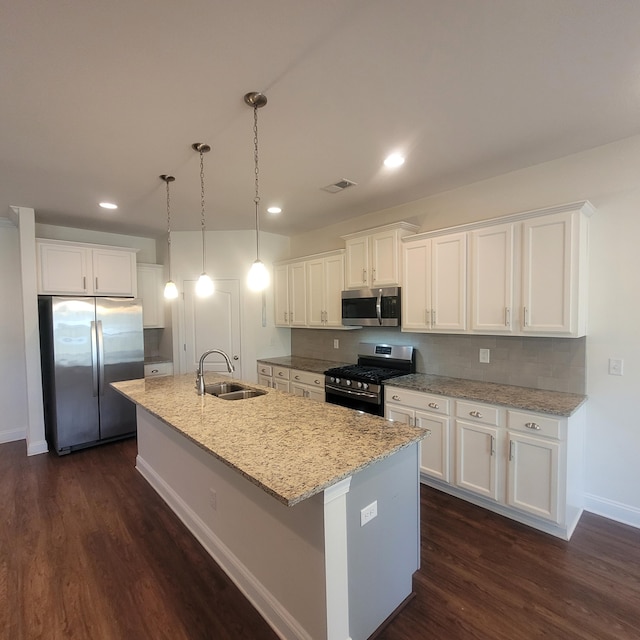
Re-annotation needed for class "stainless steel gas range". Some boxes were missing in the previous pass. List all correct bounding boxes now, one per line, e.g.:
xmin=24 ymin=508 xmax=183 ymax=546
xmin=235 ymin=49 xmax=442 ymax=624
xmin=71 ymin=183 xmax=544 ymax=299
xmin=324 ymin=343 xmax=415 ymax=416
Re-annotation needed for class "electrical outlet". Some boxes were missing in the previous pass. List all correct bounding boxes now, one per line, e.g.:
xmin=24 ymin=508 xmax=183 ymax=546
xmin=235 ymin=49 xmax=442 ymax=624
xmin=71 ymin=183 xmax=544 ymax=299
xmin=609 ymin=358 xmax=624 ymax=376
xmin=360 ymin=500 xmax=378 ymax=526
xmin=209 ymin=488 xmax=217 ymax=511
xmin=334 ymin=339 xmax=339 ymax=349
xmin=479 ymin=348 xmax=490 ymax=364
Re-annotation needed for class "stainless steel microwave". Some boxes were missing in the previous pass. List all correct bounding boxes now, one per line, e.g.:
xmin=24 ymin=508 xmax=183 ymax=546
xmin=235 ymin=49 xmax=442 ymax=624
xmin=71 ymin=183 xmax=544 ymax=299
xmin=341 ymin=287 xmax=401 ymax=326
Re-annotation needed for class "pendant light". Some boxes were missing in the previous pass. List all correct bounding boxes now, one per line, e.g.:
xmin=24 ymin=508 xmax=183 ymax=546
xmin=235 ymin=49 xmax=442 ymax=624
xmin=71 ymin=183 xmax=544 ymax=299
xmin=160 ymin=174 xmax=179 ymax=299
xmin=192 ymin=142 xmax=214 ymax=297
xmin=244 ymin=92 xmax=270 ymax=292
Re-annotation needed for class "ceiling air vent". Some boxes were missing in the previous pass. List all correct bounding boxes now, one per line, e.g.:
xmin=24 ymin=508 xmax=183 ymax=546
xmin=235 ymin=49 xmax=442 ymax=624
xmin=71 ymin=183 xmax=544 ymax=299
xmin=321 ymin=178 xmax=357 ymax=194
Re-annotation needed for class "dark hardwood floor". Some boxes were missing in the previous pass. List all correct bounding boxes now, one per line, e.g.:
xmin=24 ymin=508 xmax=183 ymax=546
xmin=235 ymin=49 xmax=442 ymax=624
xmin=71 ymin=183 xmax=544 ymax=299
xmin=1 ymin=438 xmax=639 ymax=640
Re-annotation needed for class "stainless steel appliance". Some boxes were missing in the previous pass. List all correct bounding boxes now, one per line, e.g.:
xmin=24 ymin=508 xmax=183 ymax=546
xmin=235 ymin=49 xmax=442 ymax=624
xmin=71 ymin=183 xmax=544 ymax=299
xmin=341 ymin=286 xmax=401 ymax=326
xmin=38 ymin=296 xmax=144 ymax=455
xmin=324 ymin=343 xmax=415 ymax=415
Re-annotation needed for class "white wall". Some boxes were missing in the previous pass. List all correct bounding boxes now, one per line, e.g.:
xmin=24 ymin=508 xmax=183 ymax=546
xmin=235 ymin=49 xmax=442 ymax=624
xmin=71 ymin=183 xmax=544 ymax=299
xmin=291 ymin=134 xmax=640 ymax=528
xmin=0 ymin=221 xmax=29 ymax=443
xmin=170 ymin=229 xmax=291 ymax=381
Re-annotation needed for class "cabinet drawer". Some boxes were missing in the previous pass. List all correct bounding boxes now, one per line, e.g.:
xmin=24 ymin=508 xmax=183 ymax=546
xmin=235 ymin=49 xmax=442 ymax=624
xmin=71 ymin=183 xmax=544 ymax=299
xmin=144 ymin=362 xmax=173 ymax=377
xmin=257 ymin=363 xmax=273 ymax=377
xmin=385 ymin=387 xmax=450 ymax=415
xmin=507 ymin=410 xmax=562 ymax=439
xmin=456 ymin=400 xmax=500 ymax=426
xmin=291 ymin=369 xmax=324 ymax=387
xmin=273 ymin=366 xmax=290 ymax=381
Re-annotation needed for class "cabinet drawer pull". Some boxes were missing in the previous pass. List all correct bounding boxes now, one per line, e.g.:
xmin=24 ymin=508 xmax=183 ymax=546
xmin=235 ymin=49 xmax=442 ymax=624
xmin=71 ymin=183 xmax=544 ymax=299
xmin=505 ymin=307 xmax=511 ymax=327
xmin=470 ymin=410 xmax=483 ymax=418
xmin=428 ymin=402 xmax=439 ymax=409
xmin=523 ymin=306 xmax=529 ymax=327
xmin=490 ymin=435 xmax=495 ymax=455
xmin=525 ymin=422 xmax=541 ymax=430
xmin=509 ymin=440 xmax=515 ymax=461
xmin=295 ymin=375 xmax=301 ymax=380
xmin=392 ymin=394 xmax=401 ymax=401
xmin=372 ymin=268 xmax=376 ymax=283
xmin=278 ymin=371 xmax=285 ymax=377
xmin=314 ymin=379 xmax=321 ymax=385
xmin=151 ymin=369 xmax=159 ymax=374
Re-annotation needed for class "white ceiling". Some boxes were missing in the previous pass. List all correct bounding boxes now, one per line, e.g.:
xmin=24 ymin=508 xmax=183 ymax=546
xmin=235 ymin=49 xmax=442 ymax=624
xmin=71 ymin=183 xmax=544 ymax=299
xmin=3 ymin=0 xmax=640 ymax=238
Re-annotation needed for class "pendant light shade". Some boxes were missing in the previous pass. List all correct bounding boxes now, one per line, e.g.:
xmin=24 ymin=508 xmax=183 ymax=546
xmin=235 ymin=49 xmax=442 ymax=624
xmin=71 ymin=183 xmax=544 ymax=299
xmin=160 ymin=174 xmax=179 ymax=300
xmin=244 ymin=92 xmax=270 ymax=292
xmin=193 ymin=142 xmax=214 ymax=297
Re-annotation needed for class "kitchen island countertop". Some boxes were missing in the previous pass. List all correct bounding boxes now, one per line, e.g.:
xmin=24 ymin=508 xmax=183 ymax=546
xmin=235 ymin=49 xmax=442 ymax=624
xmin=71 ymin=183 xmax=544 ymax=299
xmin=112 ymin=374 xmax=425 ymax=506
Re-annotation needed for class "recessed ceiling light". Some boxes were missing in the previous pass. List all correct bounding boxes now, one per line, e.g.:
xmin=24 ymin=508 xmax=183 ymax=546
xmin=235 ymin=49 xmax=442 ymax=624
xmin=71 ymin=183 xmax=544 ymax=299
xmin=384 ymin=153 xmax=405 ymax=168
xmin=99 ymin=202 xmax=118 ymax=210
xmin=267 ymin=206 xmax=282 ymax=215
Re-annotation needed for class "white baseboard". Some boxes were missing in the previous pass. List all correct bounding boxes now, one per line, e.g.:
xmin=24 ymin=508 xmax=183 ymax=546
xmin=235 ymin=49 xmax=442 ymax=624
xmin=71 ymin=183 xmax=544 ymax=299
xmin=27 ymin=439 xmax=48 ymax=455
xmin=0 ymin=428 xmax=26 ymax=445
xmin=135 ymin=454 xmax=314 ymax=640
xmin=584 ymin=493 xmax=640 ymax=530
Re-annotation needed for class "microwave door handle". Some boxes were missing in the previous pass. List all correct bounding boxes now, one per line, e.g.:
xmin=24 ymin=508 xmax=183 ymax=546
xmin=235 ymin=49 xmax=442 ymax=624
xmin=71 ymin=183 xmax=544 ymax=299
xmin=376 ymin=289 xmax=382 ymax=325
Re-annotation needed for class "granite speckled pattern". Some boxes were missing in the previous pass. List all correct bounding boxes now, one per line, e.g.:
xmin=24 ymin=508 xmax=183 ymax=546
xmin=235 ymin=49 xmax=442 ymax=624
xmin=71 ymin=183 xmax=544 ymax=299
xmin=386 ymin=374 xmax=586 ymax=416
xmin=112 ymin=374 xmax=425 ymax=507
xmin=257 ymin=356 xmax=349 ymax=374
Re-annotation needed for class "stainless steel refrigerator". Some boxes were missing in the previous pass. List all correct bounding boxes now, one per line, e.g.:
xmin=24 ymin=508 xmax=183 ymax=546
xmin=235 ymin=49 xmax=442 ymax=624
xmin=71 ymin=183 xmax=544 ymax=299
xmin=38 ymin=296 xmax=144 ymax=455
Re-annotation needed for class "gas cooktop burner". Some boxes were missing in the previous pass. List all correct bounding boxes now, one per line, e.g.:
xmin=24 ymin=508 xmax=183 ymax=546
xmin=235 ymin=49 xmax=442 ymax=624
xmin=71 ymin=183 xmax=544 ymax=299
xmin=324 ymin=364 xmax=407 ymax=384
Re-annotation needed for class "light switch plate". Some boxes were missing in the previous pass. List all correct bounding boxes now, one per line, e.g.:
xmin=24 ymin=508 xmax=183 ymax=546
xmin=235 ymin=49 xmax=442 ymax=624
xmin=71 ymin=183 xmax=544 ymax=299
xmin=609 ymin=358 xmax=624 ymax=376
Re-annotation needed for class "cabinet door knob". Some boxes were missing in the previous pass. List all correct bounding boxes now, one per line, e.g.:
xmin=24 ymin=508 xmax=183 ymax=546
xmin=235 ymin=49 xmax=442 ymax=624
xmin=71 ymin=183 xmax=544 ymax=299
xmin=428 ymin=402 xmax=439 ymax=409
xmin=525 ymin=422 xmax=541 ymax=430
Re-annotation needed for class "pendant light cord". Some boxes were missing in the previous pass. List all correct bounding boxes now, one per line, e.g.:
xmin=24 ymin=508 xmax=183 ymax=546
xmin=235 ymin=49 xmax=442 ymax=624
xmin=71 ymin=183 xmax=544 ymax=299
xmin=166 ymin=178 xmax=172 ymax=279
xmin=199 ymin=148 xmax=207 ymax=273
xmin=253 ymin=104 xmax=261 ymax=261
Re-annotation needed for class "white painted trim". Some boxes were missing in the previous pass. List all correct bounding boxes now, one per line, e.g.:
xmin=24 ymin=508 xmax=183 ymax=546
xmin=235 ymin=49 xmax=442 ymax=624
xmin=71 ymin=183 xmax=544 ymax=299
xmin=27 ymin=439 xmax=49 ymax=456
xmin=136 ymin=454 xmax=314 ymax=640
xmin=0 ymin=428 xmax=26 ymax=444
xmin=584 ymin=493 xmax=640 ymax=530
xmin=0 ymin=216 xmax=15 ymax=227
xmin=324 ymin=476 xmax=352 ymax=503
xmin=341 ymin=220 xmax=420 ymax=240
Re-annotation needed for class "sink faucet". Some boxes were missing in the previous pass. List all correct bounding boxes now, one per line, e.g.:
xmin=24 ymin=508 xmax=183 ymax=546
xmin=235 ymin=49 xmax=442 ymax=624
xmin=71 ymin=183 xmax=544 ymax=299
xmin=196 ymin=349 xmax=235 ymax=395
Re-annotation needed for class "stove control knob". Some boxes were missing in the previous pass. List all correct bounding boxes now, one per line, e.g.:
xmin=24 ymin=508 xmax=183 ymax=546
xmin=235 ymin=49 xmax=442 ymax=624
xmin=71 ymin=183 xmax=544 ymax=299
xmin=356 ymin=381 xmax=363 ymax=389
xmin=362 ymin=383 xmax=369 ymax=391
xmin=329 ymin=377 xmax=336 ymax=383
xmin=345 ymin=379 xmax=352 ymax=386
xmin=335 ymin=378 xmax=340 ymax=384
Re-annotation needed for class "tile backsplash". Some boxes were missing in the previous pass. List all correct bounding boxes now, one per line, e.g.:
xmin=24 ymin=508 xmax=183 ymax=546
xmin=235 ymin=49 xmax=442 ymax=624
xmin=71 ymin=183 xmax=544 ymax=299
xmin=291 ymin=328 xmax=586 ymax=394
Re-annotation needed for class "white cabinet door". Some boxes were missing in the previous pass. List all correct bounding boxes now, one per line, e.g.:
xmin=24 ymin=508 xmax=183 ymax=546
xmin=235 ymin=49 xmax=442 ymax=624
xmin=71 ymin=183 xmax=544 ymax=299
xmin=258 ymin=374 xmax=272 ymax=387
xmin=521 ymin=212 xmax=573 ymax=334
xmin=431 ymin=232 xmax=467 ymax=331
xmin=507 ymin=432 xmax=561 ymax=523
xmin=370 ymin=229 xmax=399 ymax=286
xmin=37 ymin=242 xmax=90 ymax=294
xmin=416 ymin=410 xmax=450 ymax=482
xmin=385 ymin=404 xmax=414 ymax=425
xmin=455 ymin=420 xmax=500 ymax=501
xmin=401 ymin=239 xmax=430 ymax=331
xmin=273 ymin=379 xmax=290 ymax=392
xmin=345 ymin=236 xmax=370 ymax=288
xmin=274 ymin=264 xmax=290 ymax=326
xmin=289 ymin=262 xmax=307 ymax=327
xmin=470 ymin=223 xmax=514 ymax=333
xmin=92 ymin=248 xmax=137 ymax=297
xmin=323 ymin=252 xmax=344 ymax=327
xmin=137 ymin=264 xmax=165 ymax=328
xmin=306 ymin=258 xmax=325 ymax=327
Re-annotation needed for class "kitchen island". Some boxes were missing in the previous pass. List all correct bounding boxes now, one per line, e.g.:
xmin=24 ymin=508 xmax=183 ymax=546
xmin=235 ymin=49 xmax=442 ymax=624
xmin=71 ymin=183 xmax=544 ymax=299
xmin=112 ymin=374 xmax=427 ymax=640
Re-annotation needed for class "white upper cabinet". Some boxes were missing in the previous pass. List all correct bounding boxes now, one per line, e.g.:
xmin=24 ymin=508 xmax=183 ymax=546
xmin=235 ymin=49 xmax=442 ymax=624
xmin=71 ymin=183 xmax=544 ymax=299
xmin=137 ymin=263 xmax=165 ymax=328
xmin=470 ymin=222 xmax=515 ymax=333
xmin=274 ymin=262 xmax=307 ymax=327
xmin=342 ymin=222 xmax=418 ymax=289
xmin=306 ymin=251 xmax=344 ymax=327
xmin=401 ymin=231 xmax=467 ymax=332
xmin=36 ymin=239 xmax=137 ymax=297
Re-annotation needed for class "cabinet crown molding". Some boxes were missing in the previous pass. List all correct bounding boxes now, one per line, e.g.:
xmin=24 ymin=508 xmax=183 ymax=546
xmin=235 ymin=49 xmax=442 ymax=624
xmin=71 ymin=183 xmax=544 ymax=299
xmin=36 ymin=237 xmax=141 ymax=253
xmin=340 ymin=220 xmax=419 ymax=240
xmin=274 ymin=248 xmax=344 ymax=267
xmin=403 ymin=200 xmax=595 ymax=243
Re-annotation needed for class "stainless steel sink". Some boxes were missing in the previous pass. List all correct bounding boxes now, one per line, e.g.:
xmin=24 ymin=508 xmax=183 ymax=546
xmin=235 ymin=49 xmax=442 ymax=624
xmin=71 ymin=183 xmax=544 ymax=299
xmin=204 ymin=382 xmax=266 ymax=400
xmin=217 ymin=389 xmax=267 ymax=401
xmin=204 ymin=382 xmax=245 ymax=396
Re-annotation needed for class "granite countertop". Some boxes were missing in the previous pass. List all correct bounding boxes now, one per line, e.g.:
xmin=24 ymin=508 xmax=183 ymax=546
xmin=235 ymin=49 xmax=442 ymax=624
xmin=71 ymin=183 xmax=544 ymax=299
xmin=385 ymin=374 xmax=586 ymax=417
xmin=257 ymin=355 xmax=350 ymax=375
xmin=112 ymin=374 xmax=425 ymax=507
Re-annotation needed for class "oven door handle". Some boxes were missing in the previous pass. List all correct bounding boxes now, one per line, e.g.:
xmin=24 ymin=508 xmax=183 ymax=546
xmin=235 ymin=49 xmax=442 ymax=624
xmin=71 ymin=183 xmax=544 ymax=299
xmin=376 ymin=289 xmax=382 ymax=325
xmin=325 ymin=384 xmax=379 ymax=400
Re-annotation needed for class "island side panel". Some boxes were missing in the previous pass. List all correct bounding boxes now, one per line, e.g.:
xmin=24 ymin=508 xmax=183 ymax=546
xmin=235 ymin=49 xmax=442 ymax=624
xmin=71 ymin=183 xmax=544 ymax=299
xmin=135 ymin=407 xmax=328 ymax=640
xmin=346 ymin=443 xmax=420 ymax=640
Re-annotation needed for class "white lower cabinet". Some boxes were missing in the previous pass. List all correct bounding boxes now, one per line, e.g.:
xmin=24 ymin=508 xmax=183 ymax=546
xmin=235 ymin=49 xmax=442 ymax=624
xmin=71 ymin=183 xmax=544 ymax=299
xmin=144 ymin=362 xmax=173 ymax=377
xmin=385 ymin=385 xmax=584 ymax=539
xmin=256 ymin=363 xmax=325 ymax=401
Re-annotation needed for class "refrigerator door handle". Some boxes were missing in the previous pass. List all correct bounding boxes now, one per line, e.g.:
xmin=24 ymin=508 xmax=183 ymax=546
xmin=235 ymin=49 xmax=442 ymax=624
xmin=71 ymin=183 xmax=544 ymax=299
xmin=91 ymin=320 xmax=99 ymax=397
xmin=97 ymin=320 xmax=105 ymax=396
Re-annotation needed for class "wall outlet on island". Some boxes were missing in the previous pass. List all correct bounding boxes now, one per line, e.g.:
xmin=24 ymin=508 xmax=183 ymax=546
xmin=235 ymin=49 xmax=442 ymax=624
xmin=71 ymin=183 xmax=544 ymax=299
xmin=333 ymin=339 xmax=339 ymax=349
xmin=360 ymin=500 xmax=378 ymax=527
xmin=479 ymin=348 xmax=490 ymax=364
